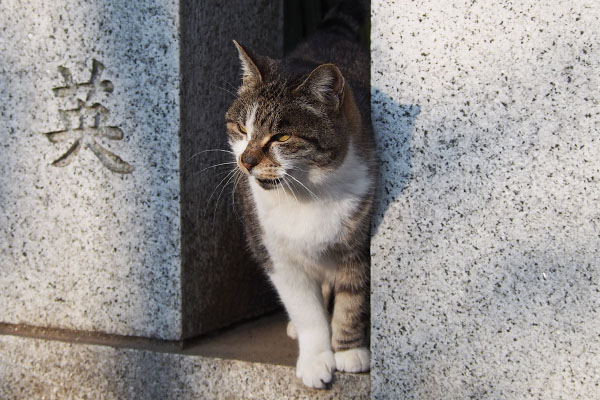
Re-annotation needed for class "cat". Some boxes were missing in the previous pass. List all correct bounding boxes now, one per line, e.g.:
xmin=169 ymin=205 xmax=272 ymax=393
xmin=224 ymin=3 xmax=374 ymax=389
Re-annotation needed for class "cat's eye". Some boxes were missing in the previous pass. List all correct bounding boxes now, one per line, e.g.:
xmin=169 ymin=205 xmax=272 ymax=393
xmin=273 ymin=133 xmax=291 ymax=142
xmin=237 ymin=123 xmax=247 ymax=134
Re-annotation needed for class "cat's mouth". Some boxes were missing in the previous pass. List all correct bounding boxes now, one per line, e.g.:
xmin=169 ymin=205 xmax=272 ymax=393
xmin=255 ymin=177 xmax=282 ymax=189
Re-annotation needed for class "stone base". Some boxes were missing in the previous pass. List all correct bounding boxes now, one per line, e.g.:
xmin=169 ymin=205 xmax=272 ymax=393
xmin=0 ymin=313 xmax=370 ymax=400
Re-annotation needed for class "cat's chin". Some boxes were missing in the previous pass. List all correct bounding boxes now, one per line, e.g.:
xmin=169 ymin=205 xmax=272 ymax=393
xmin=255 ymin=177 xmax=281 ymax=190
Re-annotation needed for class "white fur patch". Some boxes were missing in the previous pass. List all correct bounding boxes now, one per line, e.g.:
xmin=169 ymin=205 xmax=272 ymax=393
xmin=229 ymin=102 xmax=258 ymax=167
xmin=230 ymin=139 xmax=247 ymax=159
xmin=245 ymin=103 xmax=258 ymax=141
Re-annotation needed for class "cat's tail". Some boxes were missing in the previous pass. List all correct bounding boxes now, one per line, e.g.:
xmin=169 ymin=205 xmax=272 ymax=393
xmin=319 ymin=0 xmax=369 ymax=42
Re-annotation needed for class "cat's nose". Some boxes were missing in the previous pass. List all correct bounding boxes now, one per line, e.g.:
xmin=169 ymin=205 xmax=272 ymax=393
xmin=240 ymin=153 xmax=258 ymax=171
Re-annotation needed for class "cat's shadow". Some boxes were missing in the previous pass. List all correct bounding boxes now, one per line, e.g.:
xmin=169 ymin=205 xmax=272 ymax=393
xmin=370 ymin=88 xmax=421 ymax=236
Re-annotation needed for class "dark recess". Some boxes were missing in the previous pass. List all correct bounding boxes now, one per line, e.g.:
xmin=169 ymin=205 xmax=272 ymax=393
xmin=284 ymin=0 xmax=370 ymax=54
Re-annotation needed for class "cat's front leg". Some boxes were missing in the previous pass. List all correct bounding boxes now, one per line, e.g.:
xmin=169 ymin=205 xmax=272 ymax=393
xmin=269 ymin=266 xmax=334 ymax=389
xmin=286 ymin=281 xmax=332 ymax=340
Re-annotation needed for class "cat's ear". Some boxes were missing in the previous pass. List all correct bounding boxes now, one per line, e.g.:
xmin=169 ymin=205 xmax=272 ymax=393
xmin=233 ymin=40 xmax=265 ymax=87
xmin=295 ymin=64 xmax=345 ymax=110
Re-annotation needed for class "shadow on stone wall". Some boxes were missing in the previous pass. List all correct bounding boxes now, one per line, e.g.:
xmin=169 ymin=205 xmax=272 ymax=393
xmin=178 ymin=0 xmax=283 ymax=340
xmin=370 ymin=87 xmax=420 ymax=236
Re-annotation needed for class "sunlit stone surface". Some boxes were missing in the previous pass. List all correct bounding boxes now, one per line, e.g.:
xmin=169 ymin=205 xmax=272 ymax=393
xmin=371 ymin=1 xmax=600 ymax=398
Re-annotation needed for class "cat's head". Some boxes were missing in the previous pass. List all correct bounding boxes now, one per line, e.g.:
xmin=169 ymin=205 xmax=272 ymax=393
xmin=225 ymin=40 xmax=358 ymax=191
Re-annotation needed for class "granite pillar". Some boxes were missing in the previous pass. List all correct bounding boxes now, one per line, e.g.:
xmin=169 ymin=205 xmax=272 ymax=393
xmin=0 ymin=0 xmax=281 ymax=340
xmin=371 ymin=0 xmax=600 ymax=398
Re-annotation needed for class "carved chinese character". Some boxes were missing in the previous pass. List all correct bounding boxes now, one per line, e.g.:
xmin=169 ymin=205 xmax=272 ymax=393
xmin=44 ymin=59 xmax=134 ymax=174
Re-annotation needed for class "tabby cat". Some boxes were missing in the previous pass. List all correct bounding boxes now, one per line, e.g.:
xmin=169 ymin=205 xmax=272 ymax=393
xmin=225 ymin=4 xmax=375 ymax=389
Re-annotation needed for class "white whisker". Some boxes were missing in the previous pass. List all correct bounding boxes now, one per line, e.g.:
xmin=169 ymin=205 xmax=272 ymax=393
xmin=231 ymin=171 xmax=244 ymax=221
xmin=224 ymin=80 xmax=240 ymax=94
xmin=190 ymin=161 xmax=237 ymax=177
xmin=204 ymin=168 xmax=237 ymax=217
xmin=214 ymin=167 xmax=239 ymax=178
xmin=182 ymin=149 xmax=235 ymax=169
xmin=288 ymin=165 xmax=309 ymax=174
xmin=212 ymin=169 xmax=238 ymax=229
xmin=210 ymin=83 xmax=248 ymax=107
xmin=282 ymin=176 xmax=299 ymax=203
xmin=275 ymin=180 xmax=282 ymax=206
xmin=286 ymin=172 xmax=319 ymax=201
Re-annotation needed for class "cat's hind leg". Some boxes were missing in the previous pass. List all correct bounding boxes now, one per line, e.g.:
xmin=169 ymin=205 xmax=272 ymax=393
xmin=331 ymin=259 xmax=370 ymax=373
xmin=286 ymin=320 xmax=298 ymax=340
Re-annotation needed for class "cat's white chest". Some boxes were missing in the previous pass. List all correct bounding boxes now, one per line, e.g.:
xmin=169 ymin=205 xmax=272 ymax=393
xmin=250 ymin=175 xmax=370 ymax=272
xmin=245 ymin=144 xmax=372 ymax=269
xmin=252 ymin=188 xmax=352 ymax=253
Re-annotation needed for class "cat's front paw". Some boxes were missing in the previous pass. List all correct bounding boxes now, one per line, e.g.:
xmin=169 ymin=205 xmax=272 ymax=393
xmin=296 ymin=350 xmax=335 ymax=389
xmin=334 ymin=347 xmax=370 ymax=373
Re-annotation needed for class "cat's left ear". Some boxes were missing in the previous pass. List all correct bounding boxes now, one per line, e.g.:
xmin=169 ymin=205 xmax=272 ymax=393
xmin=233 ymin=40 xmax=265 ymax=88
xmin=295 ymin=64 xmax=345 ymax=111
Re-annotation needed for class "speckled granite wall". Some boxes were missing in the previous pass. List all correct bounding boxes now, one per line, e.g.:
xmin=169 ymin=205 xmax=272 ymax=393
xmin=370 ymin=1 xmax=599 ymax=398
xmin=0 ymin=0 xmax=281 ymax=340
xmin=0 ymin=0 xmax=182 ymax=340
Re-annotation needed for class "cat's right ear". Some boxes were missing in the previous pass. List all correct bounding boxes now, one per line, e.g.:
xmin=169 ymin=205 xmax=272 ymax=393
xmin=294 ymin=64 xmax=345 ymax=111
xmin=233 ymin=40 xmax=263 ymax=87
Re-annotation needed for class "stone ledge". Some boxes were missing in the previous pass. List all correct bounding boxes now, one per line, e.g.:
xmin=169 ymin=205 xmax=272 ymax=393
xmin=0 ymin=313 xmax=370 ymax=399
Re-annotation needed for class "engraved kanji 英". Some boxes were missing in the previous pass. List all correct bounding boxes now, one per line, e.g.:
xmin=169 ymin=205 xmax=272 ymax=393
xmin=44 ymin=59 xmax=134 ymax=174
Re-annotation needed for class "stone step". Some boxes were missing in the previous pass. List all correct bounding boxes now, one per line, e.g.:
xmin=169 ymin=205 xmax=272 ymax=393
xmin=0 ymin=313 xmax=370 ymax=399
